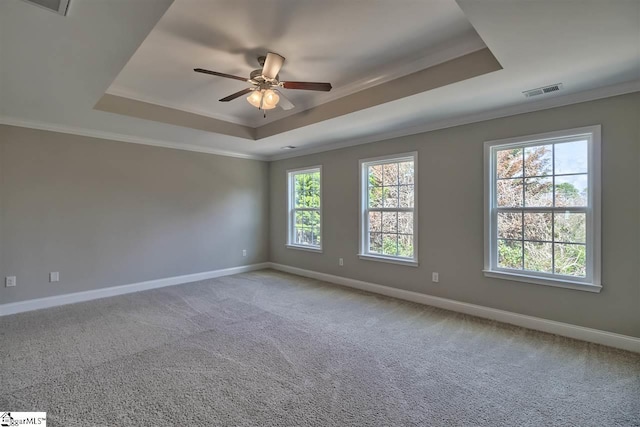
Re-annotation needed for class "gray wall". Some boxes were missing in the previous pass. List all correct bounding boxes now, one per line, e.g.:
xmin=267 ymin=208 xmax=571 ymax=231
xmin=270 ymin=92 xmax=640 ymax=338
xmin=0 ymin=125 xmax=269 ymax=304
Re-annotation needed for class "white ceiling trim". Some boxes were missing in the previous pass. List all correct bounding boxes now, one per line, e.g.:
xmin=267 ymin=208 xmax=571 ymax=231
xmin=269 ymin=79 xmax=640 ymax=161
xmin=0 ymin=116 xmax=267 ymax=161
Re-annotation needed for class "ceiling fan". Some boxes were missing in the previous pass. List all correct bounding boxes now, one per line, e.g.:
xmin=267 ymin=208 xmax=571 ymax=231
xmin=194 ymin=52 xmax=332 ymax=114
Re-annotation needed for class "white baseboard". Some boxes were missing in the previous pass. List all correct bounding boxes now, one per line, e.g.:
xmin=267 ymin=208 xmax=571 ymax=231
xmin=4 ymin=261 xmax=638 ymax=353
xmin=0 ymin=262 xmax=270 ymax=316
xmin=269 ymin=263 xmax=640 ymax=353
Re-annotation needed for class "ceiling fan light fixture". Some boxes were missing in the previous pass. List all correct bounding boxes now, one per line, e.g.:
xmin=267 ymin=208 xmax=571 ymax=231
xmin=262 ymin=89 xmax=280 ymax=108
xmin=246 ymin=88 xmax=279 ymax=110
xmin=246 ymin=90 xmax=263 ymax=108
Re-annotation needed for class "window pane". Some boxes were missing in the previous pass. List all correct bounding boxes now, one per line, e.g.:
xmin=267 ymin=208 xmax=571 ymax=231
xmin=311 ymin=228 xmax=321 ymax=246
xmin=382 ymin=211 xmax=398 ymax=233
xmin=497 ymin=212 xmax=522 ymax=240
xmin=524 ymin=145 xmax=553 ymax=177
xmin=309 ymin=210 xmax=321 ymax=228
xmin=524 ymin=212 xmax=552 ymax=242
xmin=368 ymin=186 xmax=383 ymax=208
xmin=525 ymin=177 xmax=552 ymax=207
xmin=295 ymin=210 xmax=320 ymax=228
xmin=311 ymin=172 xmax=321 ymax=207
xmin=383 ymin=186 xmax=399 ymax=208
xmin=554 ymin=243 xmax=586 ymax=277
xmin=399 ymin=185 xmax=414 ymax=208
xmin=294 ymin=172 xmax=320 ymax=208
xmin=398 ymin=212 xmax=413 ymax=235
xmin=368 ymin=164 xmax=383 ymax=187
xmin=498 ymin=239 xmax=522 ymax=270
xmin=524 ymin=242 xmax=552 ymax=273
xmin=554 ymin=212 xmax=586 ymax=244
xmin=369 ymin=233 xmax=382 ymax=254
xmin=555 ymin=140 xmax=588 ymax=175
xmin=555 ymin=174 xmax=588 ymax=207
xmin=383 ymin=163 xmax=399 ymax=186
xmin=294 ymin=173 xmax=306 ymax=208
xmin=398 ymin=161 xmax=414 ymax=184
xmin=294 ymin=227 xmax=314 ymax=246
xmin=398 ymin=234 xmax=414 ymax=258
xmin=497 ymin=179 xmax=523 ymax=207
xmin=496 ymin=148 xmax=523 ymax=178
xmin=368 ymin=211 xmax=382 ymax=233
xmin=382 ymin=234 xmax=398 ymax=256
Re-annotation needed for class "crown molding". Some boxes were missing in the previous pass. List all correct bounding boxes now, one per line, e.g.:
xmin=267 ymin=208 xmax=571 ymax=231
xmin=268 ymin=79 xmax=640 ymax=161
xmin=0 ymin=116 xmax=267 ymax=161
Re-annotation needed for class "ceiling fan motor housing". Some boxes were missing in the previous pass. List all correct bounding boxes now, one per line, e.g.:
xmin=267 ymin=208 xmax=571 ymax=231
xmin=250 ymin=69 xmax=279 ymax=87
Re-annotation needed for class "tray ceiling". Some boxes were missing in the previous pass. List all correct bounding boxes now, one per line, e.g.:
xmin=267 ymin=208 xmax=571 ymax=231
xmin=103 ymin=0 xmax=490 ymax=131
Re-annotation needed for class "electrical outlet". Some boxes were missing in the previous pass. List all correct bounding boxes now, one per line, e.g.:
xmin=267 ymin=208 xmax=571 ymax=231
xmin=432 ymin=272 xmax=439 ymax=283
xmin=242 ymin=249 xmax=247 ymax=257
xmin=339 ymin=258 xmax=344 ymax=266
xmin=5 ymin=276 xmax=16 ymax=287
xmin=50 ymin=272 xmax=60 ymax=282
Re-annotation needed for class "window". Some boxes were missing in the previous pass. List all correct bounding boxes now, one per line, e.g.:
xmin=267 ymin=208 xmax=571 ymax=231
xmin=287 ymin=166 xmax=322 ymax=252
xmin=484 ymin=126 xmax=601 ymax=292
xmin=359 ymin=152 xmax=418 ymax=266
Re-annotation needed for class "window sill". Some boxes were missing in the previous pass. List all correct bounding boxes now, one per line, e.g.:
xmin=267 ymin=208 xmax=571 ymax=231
xmin=483 ymin=270 xmax=602 ymax=293
xmin=286 ymin=244 xmax=323 ymax=253
xmin=358 ymin=254 xmax=418 ymax=267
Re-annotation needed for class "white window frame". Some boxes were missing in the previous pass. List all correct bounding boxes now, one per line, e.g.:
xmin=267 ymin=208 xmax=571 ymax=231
xmin=483 ymin=125 xmax=601 ymax=293
xmin=286 ymin=166 xmax=323 ymax=253
xmin=359 ymin=152 xmax=418 ymax=267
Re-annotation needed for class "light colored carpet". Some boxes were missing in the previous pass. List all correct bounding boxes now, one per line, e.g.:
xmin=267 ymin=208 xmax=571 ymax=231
xmin=1 ymin=269 xmax=639 ymax=426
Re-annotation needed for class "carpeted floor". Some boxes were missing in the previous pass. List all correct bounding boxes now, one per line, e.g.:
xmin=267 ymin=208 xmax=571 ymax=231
xmin=1 ymin=270 xmax=639 ymax=426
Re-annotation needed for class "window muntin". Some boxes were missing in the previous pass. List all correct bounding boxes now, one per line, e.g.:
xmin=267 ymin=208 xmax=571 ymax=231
xmin=485 ymin=126 xmax=601 ymax=290
xmin=360 ymin=153 xmax=417 ymax=264
xmin=287 ymin=167 xmax=322 ymax=250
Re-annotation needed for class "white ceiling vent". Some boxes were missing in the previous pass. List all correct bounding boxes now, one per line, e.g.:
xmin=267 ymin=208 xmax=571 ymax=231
xmin=20 ymin=0 xmax=70 ymax=16
xmin=523 ymin=83 xmax=563 ymax=98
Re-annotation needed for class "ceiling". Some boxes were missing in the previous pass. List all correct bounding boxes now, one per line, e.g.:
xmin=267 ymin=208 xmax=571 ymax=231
xmin=1 ymin=0 xmax=639 ymax=160
xmin=105 ymin=0 xmax=484 ymax=128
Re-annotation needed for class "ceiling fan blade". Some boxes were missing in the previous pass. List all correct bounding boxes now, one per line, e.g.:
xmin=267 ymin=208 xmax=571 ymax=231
xmin=274 ymin=89 xmax=295 ymax=110
xmin=219 ymin=88 xmax=254 ymax=102
xmin=194 ymin=68 xmax=248 ymax=82
xmin=282 ymin=81 xmax=332 ymax=91
xmin=262 ymin=52 xmax=285 ymax=80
